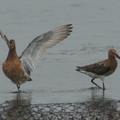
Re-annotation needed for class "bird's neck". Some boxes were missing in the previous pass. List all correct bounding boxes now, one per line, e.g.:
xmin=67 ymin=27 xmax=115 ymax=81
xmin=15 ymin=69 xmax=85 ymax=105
xmin=108 ymin=54 xmax=116 ymax=59
xmin=6 ymin=47 xmax=19 ymax=61
xmin=108 ymin=55 xmax=117 ymax=68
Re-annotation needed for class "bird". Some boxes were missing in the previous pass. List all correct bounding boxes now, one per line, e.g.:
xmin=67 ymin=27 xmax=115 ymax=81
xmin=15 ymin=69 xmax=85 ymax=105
xmin=76 ymin=49 xmax=120 ymax=90
xmin=0 ymin=24 xmax=72 ymax=92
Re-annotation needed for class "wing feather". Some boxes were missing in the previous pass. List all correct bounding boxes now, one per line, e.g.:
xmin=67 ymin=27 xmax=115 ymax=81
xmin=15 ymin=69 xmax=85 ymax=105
xmin=77 ymin=60 xmax=111 ymax=75
xmin=20 ymin=24 xmax=72 ymax=75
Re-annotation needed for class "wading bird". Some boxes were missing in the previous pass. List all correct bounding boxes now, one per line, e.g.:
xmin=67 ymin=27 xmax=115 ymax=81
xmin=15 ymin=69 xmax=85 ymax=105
xmin=76 ymin=49 xmax=120 ymax=90
xmin=0 ymin=24 xmax=72 ymax=92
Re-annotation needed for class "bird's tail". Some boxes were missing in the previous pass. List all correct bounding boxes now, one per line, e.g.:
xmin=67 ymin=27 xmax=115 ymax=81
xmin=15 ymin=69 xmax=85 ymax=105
xmin=76 ymin=66 xmax=81 ymax=72
xmin=28 ymin=78 xmax=32 ymax=81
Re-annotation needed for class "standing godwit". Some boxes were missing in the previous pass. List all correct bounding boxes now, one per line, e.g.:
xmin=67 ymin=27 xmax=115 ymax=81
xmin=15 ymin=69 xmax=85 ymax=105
xmin=76 ymin=49 xmax=120 ymax=90
xmin=0 ymin=24 xmax=72 ymax=92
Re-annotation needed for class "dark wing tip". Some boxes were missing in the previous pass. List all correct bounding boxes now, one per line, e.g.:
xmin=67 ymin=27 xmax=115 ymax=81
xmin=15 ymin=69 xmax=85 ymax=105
xmin=28 ymin=78 xmax=32 ymax=81
xmin=69 ymin=27 xmax=73 ymax=29
xmin=67 ymin=24 xmax=73 ymax=30
xmin=67 ymin=24 xmax=72 ymax=26
xmin=67 ymin=25 xmax=73 ymax=36
xmin=68 ymin=30 xmax=72 ymax=32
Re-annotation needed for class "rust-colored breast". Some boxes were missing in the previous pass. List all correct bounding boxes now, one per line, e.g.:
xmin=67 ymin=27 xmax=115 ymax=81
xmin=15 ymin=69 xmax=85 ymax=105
xmin=2 ymin=43 xmax=30 ymax=85
xmin=2 ymin=58 xmax=28 ymax=85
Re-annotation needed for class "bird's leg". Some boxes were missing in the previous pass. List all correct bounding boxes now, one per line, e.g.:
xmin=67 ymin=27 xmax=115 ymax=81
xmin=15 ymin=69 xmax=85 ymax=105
xmin=91 ymin=78 xmax=102 ymax=89
xmin=17 ymin=84 xmax=21 ymax=92
xmin=102 ymin=82 xmax=106 ymax=90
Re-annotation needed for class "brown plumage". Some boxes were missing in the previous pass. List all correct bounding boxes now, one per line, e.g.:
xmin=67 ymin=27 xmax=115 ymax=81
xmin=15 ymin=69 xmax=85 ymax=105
xmin=0 ymin=24 xmax=73 ymax=92
xmin=2 ymin=40 xmax=32 ymax=88
xmin=76 ymin=49 xmax=120 ymax=90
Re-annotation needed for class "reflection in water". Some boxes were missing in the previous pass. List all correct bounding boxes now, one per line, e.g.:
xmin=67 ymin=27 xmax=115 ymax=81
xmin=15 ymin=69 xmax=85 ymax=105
xmin=90 ymin=88 xmax=105 ymax=101
xmin=0 ymin=93 xmax=32 ymax=120
xmin=83 ymin=89 xmax=120 ymax=119
xmin=0 ymin=91 xmax=120 ymax=119
xmin=85 ymin=100 xmax=120 ymax=120
xmin=74 ymin=88 xmax=120 ymax=119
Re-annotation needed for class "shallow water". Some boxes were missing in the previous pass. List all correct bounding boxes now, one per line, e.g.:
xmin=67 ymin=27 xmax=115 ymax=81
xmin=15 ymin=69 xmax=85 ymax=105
xmin=0 ymin=0 xmax=120 ymax=107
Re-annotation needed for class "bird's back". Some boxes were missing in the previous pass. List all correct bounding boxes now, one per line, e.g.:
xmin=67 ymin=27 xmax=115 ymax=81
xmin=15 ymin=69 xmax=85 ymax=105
xmin=76 ymin=58 xmax=117 ymax=77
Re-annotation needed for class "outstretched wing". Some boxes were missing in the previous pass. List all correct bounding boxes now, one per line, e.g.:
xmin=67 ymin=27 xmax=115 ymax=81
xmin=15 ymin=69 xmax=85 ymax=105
xmin=20 ymin=24 xmax=72 ymax=75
